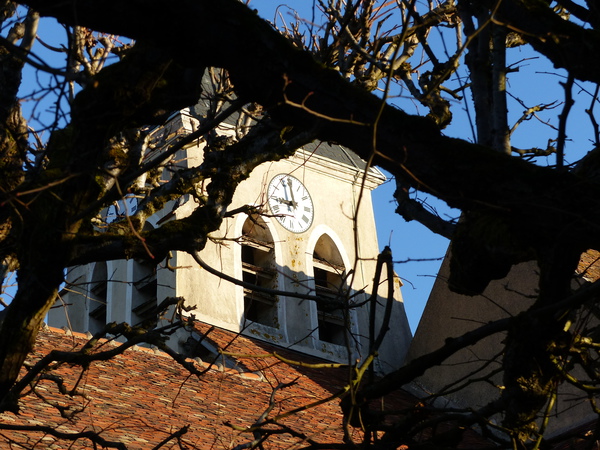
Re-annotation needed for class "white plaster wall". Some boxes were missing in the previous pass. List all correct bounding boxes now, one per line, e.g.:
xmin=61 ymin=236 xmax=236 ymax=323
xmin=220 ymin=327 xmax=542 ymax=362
xmin=407 ymin=254 xmax=537 ymax=406
xmin=406 ymin=253 xmax=598 ymax=436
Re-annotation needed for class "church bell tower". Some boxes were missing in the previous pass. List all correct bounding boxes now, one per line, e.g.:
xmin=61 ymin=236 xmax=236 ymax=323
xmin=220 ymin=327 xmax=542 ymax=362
xmin=49 ymin=97 xmax=412 ymax=374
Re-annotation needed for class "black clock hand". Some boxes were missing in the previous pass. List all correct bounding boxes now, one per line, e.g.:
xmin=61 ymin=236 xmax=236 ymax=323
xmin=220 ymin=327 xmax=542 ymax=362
xmin=280 ymin=179 xmax=293 ymax=212
xmin=287 ymin=177 xmax=298 ymax=208
xmin=277 ymin=197 xmax=294 ymax=206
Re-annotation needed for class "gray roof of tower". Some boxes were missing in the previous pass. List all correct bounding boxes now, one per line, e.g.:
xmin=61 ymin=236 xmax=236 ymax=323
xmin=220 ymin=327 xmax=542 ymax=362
xmin=190 ymin=71 xmax=379 ymax=175
xmin=302 ymin=140 xmax=369 ymax=170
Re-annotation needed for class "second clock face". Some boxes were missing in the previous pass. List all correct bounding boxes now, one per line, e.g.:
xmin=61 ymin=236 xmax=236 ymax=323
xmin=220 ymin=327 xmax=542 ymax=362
xmin=106 ymin=195 xmax=138 ymax=224
xmin=267 ymin=174 xmax=314 ymax=233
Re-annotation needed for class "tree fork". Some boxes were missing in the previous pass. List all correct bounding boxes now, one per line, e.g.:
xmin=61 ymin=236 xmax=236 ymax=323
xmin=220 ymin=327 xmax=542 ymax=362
xmin=15 ymin=0 xmax=600 ymax=257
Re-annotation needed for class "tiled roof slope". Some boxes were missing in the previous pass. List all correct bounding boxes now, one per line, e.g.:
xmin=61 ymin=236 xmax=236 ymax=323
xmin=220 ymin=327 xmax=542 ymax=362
xmin=1 ymin=324 xmax=501 ymax=449
xmin=2 ymin=326 xmax=356 ymax=449
xmin=190 ymin=322 xmax=353 ymax=395
xmin=5 ymin=318 xmax=597 ymax=448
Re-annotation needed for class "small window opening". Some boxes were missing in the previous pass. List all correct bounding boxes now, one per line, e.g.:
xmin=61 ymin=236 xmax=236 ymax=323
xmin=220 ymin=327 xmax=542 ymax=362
xmin=241 ymin=216 xmax=277 ymax=327
xmin=313 ymin=235 xmax=348 ymax=345
xmin=132 ymin=261 xmax=157 ymax=326
xmin=89 ymin=262 xmax=108 ymax=334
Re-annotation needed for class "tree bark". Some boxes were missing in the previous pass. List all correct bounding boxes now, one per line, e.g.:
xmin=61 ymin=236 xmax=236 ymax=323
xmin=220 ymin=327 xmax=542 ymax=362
xmin=12 ymin=0 xmax=600 ymax=250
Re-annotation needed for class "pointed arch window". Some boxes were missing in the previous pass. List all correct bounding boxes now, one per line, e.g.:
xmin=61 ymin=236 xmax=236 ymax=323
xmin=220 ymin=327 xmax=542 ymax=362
xmin=241 ymin=215 xmax=278 ymax=328
xmin=313 ymin=235 xmax=348 ymax=346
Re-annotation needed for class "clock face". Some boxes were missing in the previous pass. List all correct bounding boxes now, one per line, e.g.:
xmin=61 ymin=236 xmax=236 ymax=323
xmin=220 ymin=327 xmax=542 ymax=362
xmin=267 ymin=174 xmax=314 ymax=233
xmin=106 ymin=195 xmax=138 ymax=224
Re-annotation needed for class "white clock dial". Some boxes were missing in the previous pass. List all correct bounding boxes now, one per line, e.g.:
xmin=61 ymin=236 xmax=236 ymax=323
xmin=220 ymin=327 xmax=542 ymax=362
xmin=106 ymin=195 xmax=138 ymax=224
xmin=267 ymin=174 xmax=314 ymax=233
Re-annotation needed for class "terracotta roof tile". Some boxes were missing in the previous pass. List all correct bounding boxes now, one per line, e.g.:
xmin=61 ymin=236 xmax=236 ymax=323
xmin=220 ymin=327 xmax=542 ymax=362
xmin=0 ymin=325 xmax=359 ymax=449
xmin=577 ymin=249 xmax=600 ymax=283
xmin=1 ymin=323 xmax=495 ymax=449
